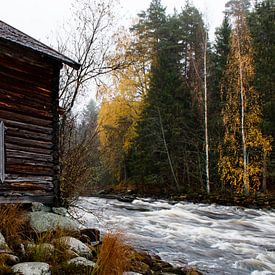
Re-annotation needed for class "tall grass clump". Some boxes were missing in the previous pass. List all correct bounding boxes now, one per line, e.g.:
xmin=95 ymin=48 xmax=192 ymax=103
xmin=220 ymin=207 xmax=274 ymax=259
xmin=92 ymin=232 xmax=131 ymax=275
xmin=0 ymin=204 xmax=27 ymax=248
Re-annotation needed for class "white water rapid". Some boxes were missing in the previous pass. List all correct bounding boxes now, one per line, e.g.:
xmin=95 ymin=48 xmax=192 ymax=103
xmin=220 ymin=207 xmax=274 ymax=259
xmin=75 ymin=197 xmax=275 ymax=275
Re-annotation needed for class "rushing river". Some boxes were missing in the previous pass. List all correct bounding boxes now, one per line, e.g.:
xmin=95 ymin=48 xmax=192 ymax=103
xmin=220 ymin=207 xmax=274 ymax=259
xmin=75 ymin=197 xmax=275 ymax=275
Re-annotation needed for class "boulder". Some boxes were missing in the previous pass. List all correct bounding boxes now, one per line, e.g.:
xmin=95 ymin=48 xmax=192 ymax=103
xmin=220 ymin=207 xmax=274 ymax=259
xmin=58 ymin=236 xmax=92 ymax=257
xmin=67 ymin=256 xmax=96 ymax=268
xmin=12 ymin=262 xmax=50 ymax=275
xmin=52 ymin=207 xmax=68 ymax=216
xmin=31 ymin=202 xmax=51 ymax=213
xmin=1 ymin=253 xmax=20 ymax=265
xmin=0 ymin=232 xmax=11 ymax=253
xmin=29 ymin=212 xmax=79 ymax=233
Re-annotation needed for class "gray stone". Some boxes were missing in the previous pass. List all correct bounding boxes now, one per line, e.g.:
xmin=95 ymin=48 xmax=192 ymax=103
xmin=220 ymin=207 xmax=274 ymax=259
xmin=31 ymin=202 xmax=51 ymax=213
xmin=12 ymin=262 xmax=51 ymax=275
xmin=1 ymin=253 xmax=20 ymax=265
xmin=58 ymin=236 xmax=91 ymax=256
xmin=52 ymin=207 xmax=68 ymax=216
xmin=0 ymin=232 xmax=11 ymax=252
xmin=67 ymin=256 xmax=96 ymax=268
xmin=29 ymin=211 xmax=79 ymax=233
xmin=65 ymin=249 xmax=80 ymax=259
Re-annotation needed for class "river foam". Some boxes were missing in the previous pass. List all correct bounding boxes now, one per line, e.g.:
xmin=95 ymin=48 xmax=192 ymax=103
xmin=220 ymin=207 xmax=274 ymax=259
xmin=75 ymin=197 xmax=275 ymax=275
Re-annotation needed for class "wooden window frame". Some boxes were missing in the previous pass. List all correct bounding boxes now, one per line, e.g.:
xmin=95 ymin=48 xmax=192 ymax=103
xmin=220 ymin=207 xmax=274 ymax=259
xmin=0 ymin=121 xmax=5 ymax=183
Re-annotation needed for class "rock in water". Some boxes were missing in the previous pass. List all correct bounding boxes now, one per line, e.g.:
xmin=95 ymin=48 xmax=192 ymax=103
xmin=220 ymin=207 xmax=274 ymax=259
xmin=12 ymin=262 xmax=50 ymax=275
xmin=29 ymin=212 xmax=79 ymax=233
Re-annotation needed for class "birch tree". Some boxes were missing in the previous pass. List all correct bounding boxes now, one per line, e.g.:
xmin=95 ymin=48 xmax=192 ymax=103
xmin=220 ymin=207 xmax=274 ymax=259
xmin=203 ymin=30 xmax=210 ymax=194
xmin=219 ymin=0 xmax=272 ymax=194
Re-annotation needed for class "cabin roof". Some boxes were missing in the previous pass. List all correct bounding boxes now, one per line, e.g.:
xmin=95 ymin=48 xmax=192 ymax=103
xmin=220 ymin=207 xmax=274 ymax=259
xmin=0 ymin=20 xmax=80 ymax=70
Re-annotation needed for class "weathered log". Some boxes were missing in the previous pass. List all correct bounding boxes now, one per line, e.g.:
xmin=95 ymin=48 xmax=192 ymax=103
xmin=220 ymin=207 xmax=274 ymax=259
xmin=0 ymin=71 xmax=52 ymax=94
xmin=0 ymin=40 xmax=56 ymax=72
xmin=0 ymin=62 xmax=52 ymax=87
xmin=7 ymin=164 xmax=54 ymax=176
xmin=0 ymin=110 xmax=53 ymax=127
xmin=7 ymin=127 xmax=52 ymax=142
xmin=0 ymin=182 xmax=53 ymax=191
xmin=5 ymin=136 xmax=52 ymax=149
xmin=5 ymin=174 xmax=53 ymax=181
xmin=0 ymin=98 xmax=53 ymax=119
xmin=0 ymin=195 xmax=54 ymax=204
xmin=3 ymin=119 xmax=52 ymax=135
xmin=0 ymin=83 xmax=52 ymax=106
xmin=6 ymin=149 xmax=53 ymax=162
xmin=7 ymin=158 xmax=53 ymax=168
xmin=5 ymin=143 xmax=52 ymax=155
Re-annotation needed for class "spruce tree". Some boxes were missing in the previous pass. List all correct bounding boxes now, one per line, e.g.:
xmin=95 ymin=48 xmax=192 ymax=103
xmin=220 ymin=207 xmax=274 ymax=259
xmin=249 ymin=0 xmax=275 ymax=182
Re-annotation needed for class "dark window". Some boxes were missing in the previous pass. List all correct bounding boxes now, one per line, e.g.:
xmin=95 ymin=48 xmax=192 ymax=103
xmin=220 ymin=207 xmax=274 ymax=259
xmin=0 ymin=121 xmax=5 ymax=183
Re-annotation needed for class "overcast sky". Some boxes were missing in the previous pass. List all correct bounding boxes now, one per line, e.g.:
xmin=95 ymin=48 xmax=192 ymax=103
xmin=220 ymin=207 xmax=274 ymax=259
xmin=0 ymin=0 xmax=227 ymax=107
xmin=0 ymin=0 xmax=227 ymax=44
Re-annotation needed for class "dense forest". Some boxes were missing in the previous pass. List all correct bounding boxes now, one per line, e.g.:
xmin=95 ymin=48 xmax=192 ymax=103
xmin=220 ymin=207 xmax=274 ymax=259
xmin=59 ymin=0 xmax=274 ymax=204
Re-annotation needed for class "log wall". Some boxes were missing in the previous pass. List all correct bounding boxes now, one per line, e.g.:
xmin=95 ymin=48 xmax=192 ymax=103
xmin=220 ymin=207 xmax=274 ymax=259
xmin=0 ymin=40 xmax=61 ymax=205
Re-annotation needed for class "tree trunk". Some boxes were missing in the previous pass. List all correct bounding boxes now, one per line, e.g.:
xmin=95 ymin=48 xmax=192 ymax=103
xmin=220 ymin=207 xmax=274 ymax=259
xmin=203 ymin=32 xmax=210 ymax=194
xmin=237 ymin=31 xmax=249 ymax=195
xmin=157 ymin=107 xmax=180 ymax=191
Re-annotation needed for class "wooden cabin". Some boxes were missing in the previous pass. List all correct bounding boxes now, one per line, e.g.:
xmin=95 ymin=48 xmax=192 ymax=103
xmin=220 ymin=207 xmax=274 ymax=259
xmin=0 ymin=20 xmax=80 ymax=205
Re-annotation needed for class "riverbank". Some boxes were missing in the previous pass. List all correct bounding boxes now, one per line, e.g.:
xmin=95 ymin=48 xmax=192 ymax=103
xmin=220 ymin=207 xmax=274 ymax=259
xmin=77 ymin=196 xmax=275 ymax=274
xmin=94 ymin=187 xmax=275 ymax=209
xmin=0 ymin=203 xmax=201 ymax=275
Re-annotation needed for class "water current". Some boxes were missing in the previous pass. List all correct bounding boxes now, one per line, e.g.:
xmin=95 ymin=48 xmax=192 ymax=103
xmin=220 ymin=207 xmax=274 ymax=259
xmin=75 ymin=197 xmax=275 ymax=275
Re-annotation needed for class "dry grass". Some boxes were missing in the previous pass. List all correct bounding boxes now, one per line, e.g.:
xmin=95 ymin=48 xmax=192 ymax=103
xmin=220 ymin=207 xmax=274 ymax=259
xmin=0 ymin=204 xmax=27 ymax=248
xmin=26 ymin=227 xmax=76 ymax=265
xmin=92 ymin=232 xmax=132 ymax=275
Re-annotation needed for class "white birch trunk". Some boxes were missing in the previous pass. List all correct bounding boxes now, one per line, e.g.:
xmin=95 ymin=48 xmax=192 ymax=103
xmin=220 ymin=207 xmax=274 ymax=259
xmin=203 ymin=32 xmax=210 ymax=194
xmin=237 ymin=30 xmax=249 ymax=194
